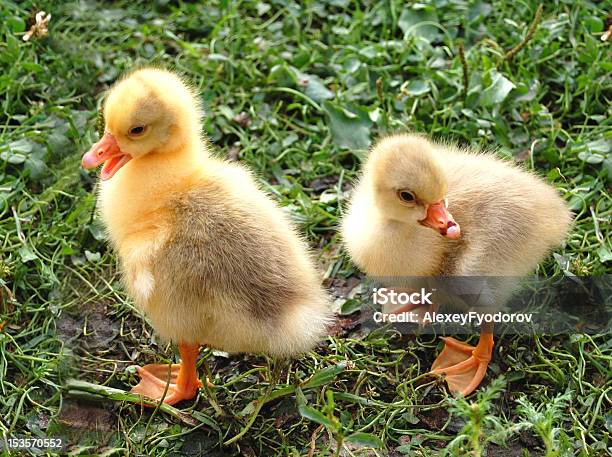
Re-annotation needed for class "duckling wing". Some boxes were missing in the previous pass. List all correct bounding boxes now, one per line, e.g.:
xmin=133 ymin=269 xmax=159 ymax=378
xmin=441 ymin=152 xmax=571 ymax=277
xmin=155 ymin=185 xmax=311 ymax=320
xmin=140 ymin=174 xmax=332 ymax=354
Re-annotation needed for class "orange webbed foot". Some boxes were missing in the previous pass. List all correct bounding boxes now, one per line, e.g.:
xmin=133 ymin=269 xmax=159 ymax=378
xmin=429 ymin=333 xmax=494 ymax=396
xmin=131 ymin=363 xmax=202 ymax=405
xmin=131 ymin=343 xmax=202 ymax=406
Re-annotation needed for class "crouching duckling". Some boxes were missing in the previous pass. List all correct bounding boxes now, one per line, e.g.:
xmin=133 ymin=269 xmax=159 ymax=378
xmin=341 ymin=133 xmax=571 ymax=395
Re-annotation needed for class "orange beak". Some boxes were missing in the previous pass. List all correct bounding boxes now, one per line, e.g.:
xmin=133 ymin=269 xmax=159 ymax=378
xmin=419 ymin=200 xmax=461 ymax=240
xmin=81 ymin=132 xmax=132 ymax=181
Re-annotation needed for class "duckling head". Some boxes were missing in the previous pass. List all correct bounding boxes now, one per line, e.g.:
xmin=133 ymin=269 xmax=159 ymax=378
xmin=82 ymin=67 xmax=203 ymax=180
xmin=364 ymin=134 xmax=460 ymax=240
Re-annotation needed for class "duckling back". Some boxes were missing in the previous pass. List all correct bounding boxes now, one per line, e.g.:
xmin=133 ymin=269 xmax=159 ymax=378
xmin=437 ymin=144 xmax=572 ymax=276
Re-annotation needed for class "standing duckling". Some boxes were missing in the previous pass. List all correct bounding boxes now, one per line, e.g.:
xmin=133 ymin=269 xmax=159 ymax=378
xmin=341 ymin=134 xmax=571 ymax=395
xmin=81 ymin=68 xmax=332 ymax=405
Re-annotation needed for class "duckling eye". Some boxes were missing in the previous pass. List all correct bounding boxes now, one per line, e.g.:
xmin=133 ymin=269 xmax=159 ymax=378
xmin=128 ymin=125 xmax=146 ymax=136
xmin=397 ymin=190 xmax=416 ymax=204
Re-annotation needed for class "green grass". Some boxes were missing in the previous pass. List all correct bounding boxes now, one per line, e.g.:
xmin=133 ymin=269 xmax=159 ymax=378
xmin=1 ymin=0 xmax=610 ymax=455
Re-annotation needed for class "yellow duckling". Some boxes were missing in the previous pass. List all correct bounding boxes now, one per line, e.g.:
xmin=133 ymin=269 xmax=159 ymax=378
xmin=341 ymin=133 xmax=571 ymax=395
xmin=81 ymin=68 xmax=332 ymax=405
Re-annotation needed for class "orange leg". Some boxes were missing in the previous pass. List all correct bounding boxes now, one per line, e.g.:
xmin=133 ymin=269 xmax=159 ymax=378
xmin=387 ymin=301 xmax=439 ymax=323
xmin=429 ymin=331 xmax=494 ymax=396
xmin=384 ymin=287 xmax=439 ymax=325
xmin=131 ymin=343 xmax=202 ymax=405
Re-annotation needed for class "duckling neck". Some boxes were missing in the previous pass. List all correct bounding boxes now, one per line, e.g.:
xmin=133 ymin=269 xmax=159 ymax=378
xmin=125 ymin=136 xmax=206 ymax=193
xmin=362 ymin=199 xmax=447 ymax=276
xmin=98 ymin=136 xmax=208 ymax=241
